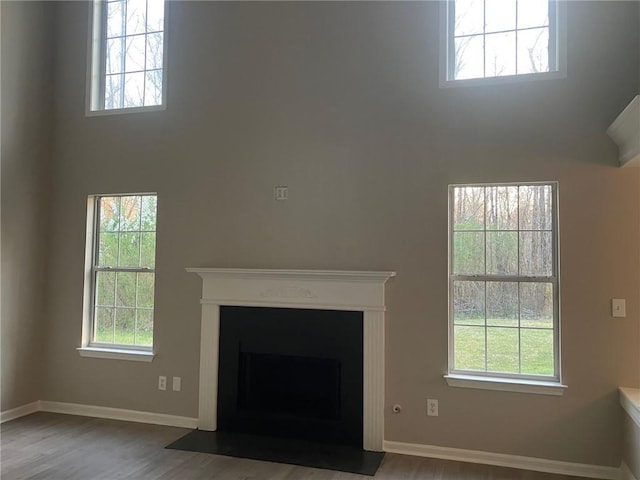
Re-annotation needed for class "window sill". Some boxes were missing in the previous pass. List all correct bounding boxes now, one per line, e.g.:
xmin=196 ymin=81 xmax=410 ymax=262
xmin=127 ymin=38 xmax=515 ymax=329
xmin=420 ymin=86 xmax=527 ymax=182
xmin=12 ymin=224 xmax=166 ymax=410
xmin=444 ymin=374 xmax=567 ymax=396
xmin=77 ymin=347 xmax=155 ymax=362
xmin=85 ymin=104 xmax=166 ymax=117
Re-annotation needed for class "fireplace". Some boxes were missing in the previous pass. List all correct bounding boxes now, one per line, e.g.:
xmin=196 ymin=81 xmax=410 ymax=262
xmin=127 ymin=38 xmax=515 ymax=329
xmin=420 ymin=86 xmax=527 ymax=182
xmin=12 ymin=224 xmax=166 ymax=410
xmin=217 ymin=306 xmax=363 ymax=446
xmin=186 ymin=268 xmax=395 ymax=452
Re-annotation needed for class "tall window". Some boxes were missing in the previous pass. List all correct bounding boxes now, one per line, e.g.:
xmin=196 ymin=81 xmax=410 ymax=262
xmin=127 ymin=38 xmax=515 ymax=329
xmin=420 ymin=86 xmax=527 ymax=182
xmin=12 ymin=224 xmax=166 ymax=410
xmin=89 ymin=194 xmax=158 ymax=349
xmin=449 ymin=183 xmax=559 ymax=381
xmin=89 ymin=0 xmax=166 ymax=112
xmin=444 ymin=0 xmax=562 ymax=82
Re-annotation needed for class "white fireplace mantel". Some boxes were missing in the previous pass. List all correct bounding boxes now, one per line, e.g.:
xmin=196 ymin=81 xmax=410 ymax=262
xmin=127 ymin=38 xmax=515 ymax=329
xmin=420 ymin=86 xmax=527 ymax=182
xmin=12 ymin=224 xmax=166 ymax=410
xmin=186 ymin=268 xmax=396 ymax=452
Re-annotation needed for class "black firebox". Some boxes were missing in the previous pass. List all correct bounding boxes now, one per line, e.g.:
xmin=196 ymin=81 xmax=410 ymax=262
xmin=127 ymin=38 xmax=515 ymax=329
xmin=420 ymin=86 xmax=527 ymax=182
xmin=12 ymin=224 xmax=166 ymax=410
xmin=217 ymin=306 xmax=363 ymax=447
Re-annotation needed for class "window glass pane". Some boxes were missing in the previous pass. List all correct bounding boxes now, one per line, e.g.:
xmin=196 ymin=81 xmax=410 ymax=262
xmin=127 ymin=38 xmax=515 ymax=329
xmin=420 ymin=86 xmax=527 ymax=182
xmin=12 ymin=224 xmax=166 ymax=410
xmin=96 ymin=271 xmax=116 ymax=306
xmin=453 ymin=281 xmax=485 ymax=325
xmin=123 ymin=72 xmax=145 ymax=108
xmin=98 ymin=232 xmax=119 ymax=267
xmin=119 ymin=233 xmax=140 ymax=267
xmin=120 ymin=196 xmax=141 ymax=231
xmin=521 ymin=329 xmax=554 ymax=375
xmin=454 ymin=0 xmax=484 ymax=36
xmin=520 ymin=231 xmax=552 ymax=276
xmin=94 ymin=307 xmax=115 ymax=343
xmin=145 ymin=33 xmax=163 ymax=70
xmin=486 ymin=281 xmax=518 ymax=327
xmin=146 ymin=0 xmax=164 ymax=32
xmin=116 ymin=271 xmax=136 ymax=307
xmin=126 ymin=0 xmax=147 ymax=35
xmin=144 ymin=70 xmax=163 ymax=107
xmin=485 ymin=31 xmax=516 ymax=77
xmin=125 ymin=34 xmax=146 ymax=73
xmin=136 ymin=309 xmax=153 ymax=346
xmin=115 ymin=308 xmax=136 ymax=344
xmin=518 ymin=0 xmax=549 ymax=29
xmin=140 ymin=232 xmax=156 ymax=267
xmin=485 ymin=0 xmax=516 ymax=33
xmin=106 ymin=0 xmax=124 ymax=37
xmin=520 ymin=282 xmax=553 ymax=328
xmin=487 ymin=327 xmax=519 ymax=373
xmin=137 ymin=273 xmax=155 ymax=308
xmin=453 ymin=187 xmax=484 ymax=230
xmin=106 ymin=38 xmax=124 ymax=74
xmin=517 ymin=27 xmax=549 ymax=74
xmin=486 ymin=231 xmax=518 ymax=275
xmin=453 ymin=232 xmax=485 ymax=275
xmin=104 ymin=74 xmax=124 ymax=110
xmin=454 ymin=326 xmax=486 ymax=371
xmin=141 ymin=195 xmax=157 ymax=230
xmin=486 ymin=186 xmax=518 ymax=230
xmin=454 ymin=35 xmax=485 ymax=80
xmin=519 ymin=185 xmax=552 ymax=230
xmin=99 ymin=197 xmax=120 ymax=231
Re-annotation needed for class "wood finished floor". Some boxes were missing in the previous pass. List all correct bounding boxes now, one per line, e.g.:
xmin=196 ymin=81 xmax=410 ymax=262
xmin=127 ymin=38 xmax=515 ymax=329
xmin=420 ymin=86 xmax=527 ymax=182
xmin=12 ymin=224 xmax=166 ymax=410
xmin=1 ymin=412 xmax=592 ymax=480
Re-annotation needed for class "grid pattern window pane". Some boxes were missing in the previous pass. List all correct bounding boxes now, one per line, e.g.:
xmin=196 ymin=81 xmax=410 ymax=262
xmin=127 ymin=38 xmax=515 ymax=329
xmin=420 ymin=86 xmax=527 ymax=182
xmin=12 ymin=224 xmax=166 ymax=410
xmin=92 ymin=194 xmax=157 ymax=348
xmin=449 ymin=184 xmax=558 ymax=379
xmin=450 ymin=0 xmax=554 ymax=81
xmin=99 ymin=0 xmax=165 ymax=110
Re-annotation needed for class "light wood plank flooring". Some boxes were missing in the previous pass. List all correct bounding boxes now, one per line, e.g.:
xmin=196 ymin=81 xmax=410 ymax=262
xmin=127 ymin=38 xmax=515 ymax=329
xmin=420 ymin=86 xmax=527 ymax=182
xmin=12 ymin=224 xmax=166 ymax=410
xmin=1 ymin=412 xmax=592 ymax=480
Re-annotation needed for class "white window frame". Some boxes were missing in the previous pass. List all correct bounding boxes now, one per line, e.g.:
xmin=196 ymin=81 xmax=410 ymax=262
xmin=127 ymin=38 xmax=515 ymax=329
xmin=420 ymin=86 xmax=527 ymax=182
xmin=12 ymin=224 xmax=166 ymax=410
xmin=445 ymin=182 xmax=566 ymax=395
xmin=439 ymin=0 xmax=567 ymax=88
xmin=78 ymin=193 xmax=158 ymax=362
xmin=86 ymin=0 xmax=169 ymax=116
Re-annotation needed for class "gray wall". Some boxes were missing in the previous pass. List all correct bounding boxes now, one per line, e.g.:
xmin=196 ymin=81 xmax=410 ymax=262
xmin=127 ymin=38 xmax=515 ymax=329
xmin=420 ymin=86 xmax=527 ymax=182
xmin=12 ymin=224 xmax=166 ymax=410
xmin=42 ymin=1 xmax=639 ymax=467
xmin=1 ymin=2 xmax=53 ymax=412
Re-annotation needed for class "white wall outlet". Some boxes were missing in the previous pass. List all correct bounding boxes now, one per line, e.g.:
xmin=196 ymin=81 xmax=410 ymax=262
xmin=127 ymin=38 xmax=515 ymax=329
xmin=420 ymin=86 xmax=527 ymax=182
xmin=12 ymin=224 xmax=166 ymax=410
xmin=158 ymin=375 xmax=167 ymax=391
xmin=172 ymin=376 xmax=181 ymax=392
xmin=427 ymin=399 xmax=438 ymax=417
xmin=275 ymin=186 xmax=288 ymax=201
xmin=612 ymin=299 xmax=626 ymax=318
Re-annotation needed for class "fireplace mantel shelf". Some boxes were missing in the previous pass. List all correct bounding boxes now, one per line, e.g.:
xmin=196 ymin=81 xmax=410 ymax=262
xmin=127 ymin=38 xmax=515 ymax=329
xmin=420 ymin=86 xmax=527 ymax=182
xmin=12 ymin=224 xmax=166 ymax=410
xmin=187 ymin=267 xmax=395 ymax=452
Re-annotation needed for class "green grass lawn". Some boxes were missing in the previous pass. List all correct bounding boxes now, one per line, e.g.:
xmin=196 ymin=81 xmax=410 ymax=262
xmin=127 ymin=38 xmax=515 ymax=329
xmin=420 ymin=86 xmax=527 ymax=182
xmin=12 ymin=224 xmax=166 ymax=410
xmin=454 ymin=319 xmax=554 ymax=376
xmin=95 ymin=328 xmax=152 ymax=347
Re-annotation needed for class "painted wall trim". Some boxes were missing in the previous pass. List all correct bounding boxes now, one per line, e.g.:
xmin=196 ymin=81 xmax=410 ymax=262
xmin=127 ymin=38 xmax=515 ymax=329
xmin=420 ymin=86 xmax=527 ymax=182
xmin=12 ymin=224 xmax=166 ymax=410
xmin=0 ymin=401 xmax=42 ymax=423
xmin=620 ymin=387 xmax=640 ymax=429
xmin=383 ymin=440 xmax=620 ymax=480
xmin=40 ymin=401 xmax=198 ymax=428
xmin=621 ymin=463 xmax=639 ymax=480
xmin=1 ymin=400 xmax=197 ymax=429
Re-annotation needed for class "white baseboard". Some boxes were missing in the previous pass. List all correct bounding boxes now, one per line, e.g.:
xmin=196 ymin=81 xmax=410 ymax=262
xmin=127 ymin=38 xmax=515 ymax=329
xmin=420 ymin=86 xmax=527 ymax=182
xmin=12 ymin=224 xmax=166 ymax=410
xmin=0 ymin=401 xmax=41 ymax=423
xmin=40 ymin=401 xmax=198 ymax=429
xmin=1 ymin=400 xmax=197 ymax=429
xmin=383 ymin=440 xmax=620 ymax=480
xmin=621 ymin=462 xmax=639 ymax=480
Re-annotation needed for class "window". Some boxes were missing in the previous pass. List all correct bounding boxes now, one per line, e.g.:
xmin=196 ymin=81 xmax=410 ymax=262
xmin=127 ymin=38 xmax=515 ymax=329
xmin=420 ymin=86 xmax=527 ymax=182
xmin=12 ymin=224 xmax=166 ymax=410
xmin=442 ymin=0 xmax=564 ymax=84
xmin=448 ymin=183 xmax=560 ymax=384
xmin=88 ymin=0 xmax=166 ymax=112
xmin=81 ymin=194 xmax=158 ymax=358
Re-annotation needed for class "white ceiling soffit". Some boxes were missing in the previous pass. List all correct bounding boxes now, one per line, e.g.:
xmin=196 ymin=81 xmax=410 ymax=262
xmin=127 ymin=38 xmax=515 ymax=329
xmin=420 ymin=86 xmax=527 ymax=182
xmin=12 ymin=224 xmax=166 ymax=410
xmin=607 ymin=95 xmax=640 ymax=167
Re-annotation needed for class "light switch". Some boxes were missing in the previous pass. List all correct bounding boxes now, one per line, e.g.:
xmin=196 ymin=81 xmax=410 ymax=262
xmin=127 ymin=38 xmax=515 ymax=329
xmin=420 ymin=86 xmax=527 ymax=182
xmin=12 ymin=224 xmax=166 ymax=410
xmin=275 ymin=186 xmax=288 ymax=201
xmin=612 ymin=299 xmax=626 ymax=318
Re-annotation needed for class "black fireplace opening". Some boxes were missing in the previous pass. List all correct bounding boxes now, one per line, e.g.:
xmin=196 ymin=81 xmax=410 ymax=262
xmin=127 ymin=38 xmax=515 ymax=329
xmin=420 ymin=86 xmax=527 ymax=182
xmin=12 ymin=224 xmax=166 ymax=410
xmin=238 ymin=352 xmax=341 ymax=421
xmin=217 ymin=306 xmax=363 ymax=447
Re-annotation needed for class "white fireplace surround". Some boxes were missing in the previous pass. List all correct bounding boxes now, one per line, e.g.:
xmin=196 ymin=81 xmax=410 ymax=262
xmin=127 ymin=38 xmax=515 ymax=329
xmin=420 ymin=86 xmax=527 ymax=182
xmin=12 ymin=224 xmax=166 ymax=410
xmin=186 ymin=268 xmax=396 ymax=452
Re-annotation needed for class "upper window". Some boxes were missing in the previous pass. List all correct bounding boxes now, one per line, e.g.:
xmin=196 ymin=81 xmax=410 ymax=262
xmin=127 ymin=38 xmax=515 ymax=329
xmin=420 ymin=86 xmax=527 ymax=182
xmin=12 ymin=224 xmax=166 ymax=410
xmin=88 ymin=0 xmax=166 ymax=112
xmin=449 ymin=183 xmax=559 ymax=381
xmin=87 ymin=194 xmax=158 ymax=350
xmin=443 ymin=0 xmax=563 ymax=84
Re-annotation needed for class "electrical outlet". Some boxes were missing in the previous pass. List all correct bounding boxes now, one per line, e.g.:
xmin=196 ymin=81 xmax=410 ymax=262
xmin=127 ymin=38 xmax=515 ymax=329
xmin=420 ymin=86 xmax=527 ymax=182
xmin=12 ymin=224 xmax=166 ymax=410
xmin=172 ymin=376 xmax=181 ymax=392
xmin=427 ymin=399 xmax=438 ymax=417
xmin=158 ymin=376 xmax=167 ymax=391
xmin=275 ymin=186 xmax=288 ymax=201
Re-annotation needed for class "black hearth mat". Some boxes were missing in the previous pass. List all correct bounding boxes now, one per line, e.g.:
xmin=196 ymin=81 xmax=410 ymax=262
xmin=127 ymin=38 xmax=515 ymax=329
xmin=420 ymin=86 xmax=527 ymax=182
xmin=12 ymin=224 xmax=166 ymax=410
xmin=166 ymin=430 xmax=385 ymax=476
